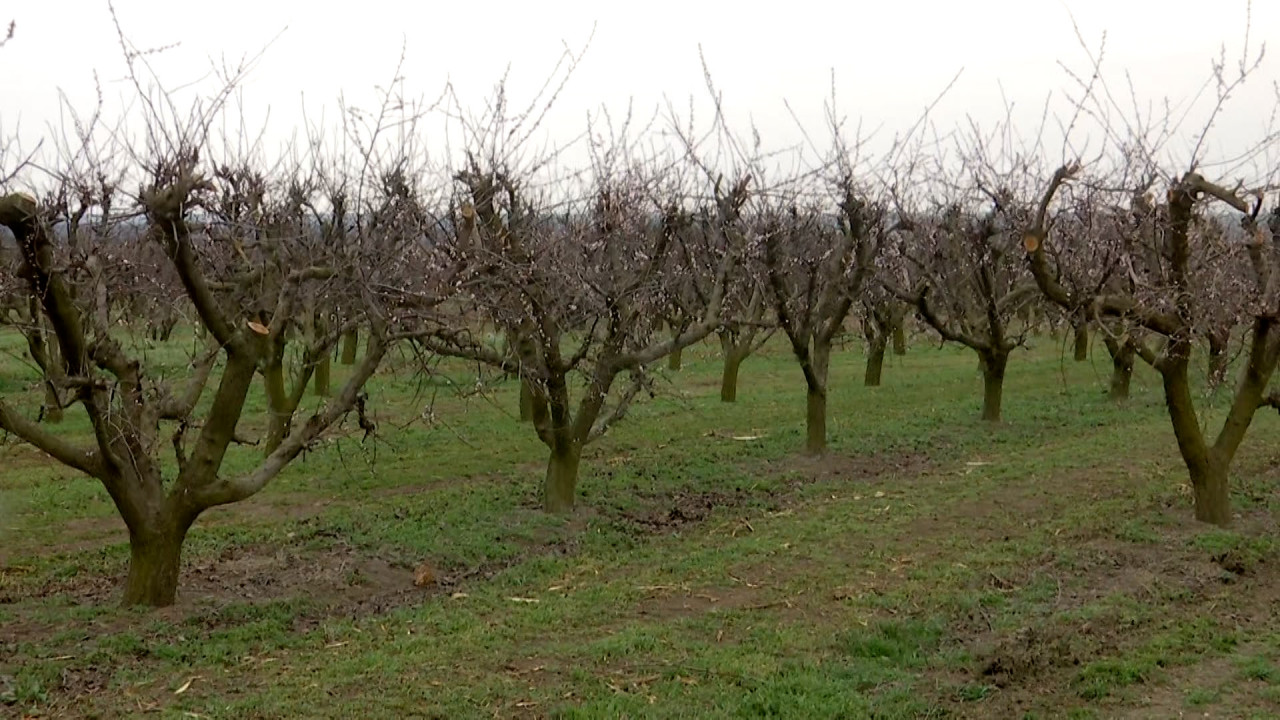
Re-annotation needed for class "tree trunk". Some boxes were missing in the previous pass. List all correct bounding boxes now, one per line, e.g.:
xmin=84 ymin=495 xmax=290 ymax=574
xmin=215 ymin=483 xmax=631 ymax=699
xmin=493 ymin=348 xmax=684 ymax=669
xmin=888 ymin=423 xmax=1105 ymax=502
xmin=1160 ymin=345 xmax=1233 ymax=526
xmin=864 ymin=337 xmax=887 ymax=387
xmin=122 ymin=521 xmax=191 ymax=607
xmin=892 ymin=321 xmax=907 ymax=356
xmin=313 ymin=355 xmax=331 ymax=397
xmin=721 ymin=350 xmax=743 ymax=402
xmin=312 ymin=314 xmax=331 ymax=397
xmin=42 ymin=381 xmax=63 ymax=424
xmin=543 ymin=442 xmax=582 ymax=514
xmin=1190 ymin=461 xmax=1232 ymax=526
xmin=805 ymin=341 xmax=832 ymax=454
xmin=980 ymin=351 xmax=1008 ymax=422
xmin=668 ymin=345 xmax=683 ymax=371
xmin=805 ymin=387 xmax=827 ymax=455
xmin=1073 ymin=321 xmax=1089 ymax=361
xmin=263 ymin=360 xmax=290 ymax=454
xmin=1104 ymin=338 xmax=1135 ymax=402
xmin=519 ymin=378 xmax=535 ymax=421
xmin=1208 ymin=331 xmax=1229 ymax=387
xmin=340 ymin=328 xmax=358 ymax=365
xmin=157 ymin=312 xmax=178 ymax=342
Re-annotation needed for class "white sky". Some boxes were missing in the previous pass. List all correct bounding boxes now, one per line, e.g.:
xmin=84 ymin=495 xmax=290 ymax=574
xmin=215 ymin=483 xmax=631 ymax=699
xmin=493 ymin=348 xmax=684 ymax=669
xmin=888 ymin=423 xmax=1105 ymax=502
xmin=3 ymin=1 xmax=1279 ymax=182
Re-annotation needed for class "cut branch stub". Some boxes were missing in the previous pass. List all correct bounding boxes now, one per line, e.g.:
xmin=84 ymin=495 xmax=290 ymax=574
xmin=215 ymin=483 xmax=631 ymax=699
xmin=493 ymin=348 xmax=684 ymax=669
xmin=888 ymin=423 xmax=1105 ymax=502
xmin=1022 ymin=232 xmax=1042 ymax=253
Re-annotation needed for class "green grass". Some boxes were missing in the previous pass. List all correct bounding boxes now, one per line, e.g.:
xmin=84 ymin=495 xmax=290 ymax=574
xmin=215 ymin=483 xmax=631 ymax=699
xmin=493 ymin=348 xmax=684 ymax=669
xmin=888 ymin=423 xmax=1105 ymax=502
xmin=3 ymin=331 xmax=1280 ymax=718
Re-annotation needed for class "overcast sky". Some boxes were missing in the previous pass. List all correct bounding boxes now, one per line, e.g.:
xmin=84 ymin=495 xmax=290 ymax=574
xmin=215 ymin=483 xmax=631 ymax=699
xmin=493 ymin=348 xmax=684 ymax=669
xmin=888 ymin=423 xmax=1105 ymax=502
xmin=3 ymin=1 xmax=1278 ymax=179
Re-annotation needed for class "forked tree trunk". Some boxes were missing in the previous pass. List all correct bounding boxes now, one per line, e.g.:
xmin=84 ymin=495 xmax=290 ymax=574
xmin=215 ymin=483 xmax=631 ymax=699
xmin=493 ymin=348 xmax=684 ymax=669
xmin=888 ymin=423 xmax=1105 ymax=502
xmin=864 ymin=336 xmax=887 ymax=387
xmin=154 ymin=309 xmax=179 ymax=343
xmin=1073 ymin=321 xmax=1089 ymax=361
xmin=979 ymin=351 xmax=1008 ymax=422
xmin=122 ymin=516 xmax=194 ymax=607
xmin=1161 ymin=345 xmax=1234 ymax=527
xmin=519 ymin=378 xmax=536 ymax=421
xmin=721 ymin=350 xmax=744 ymax=402
xmin=340 ymin=329 xmax=359 ymax=365
xmin=544 ymin=441 xmax=582 ymax=514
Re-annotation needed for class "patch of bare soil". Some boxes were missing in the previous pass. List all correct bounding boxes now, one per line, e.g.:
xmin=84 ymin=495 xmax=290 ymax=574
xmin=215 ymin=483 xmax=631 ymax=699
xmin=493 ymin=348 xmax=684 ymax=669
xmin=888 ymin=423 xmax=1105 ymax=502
xmin=636 ymin=583 xmax=786 ymax=618
xmin=941 ymin=508 xmax=1280 ymax=718
xmin=618 ymin=488 xmax=773 ymax=534
xmin=613 ymin=449 xmax=935 ymax=536
xmin=763 ymin=449 xmax=935 ymax=485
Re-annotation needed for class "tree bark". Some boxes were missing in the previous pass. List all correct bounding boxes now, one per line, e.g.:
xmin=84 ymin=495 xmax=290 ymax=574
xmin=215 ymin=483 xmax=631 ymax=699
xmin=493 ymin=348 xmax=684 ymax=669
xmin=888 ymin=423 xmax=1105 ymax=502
xmin=263 ymin=359 xmax=290 ymax=454
xmin=667 ymin=345 xmax=683 ymax=371
xmin=544 ymin=442 xmax=582 ymax=514
xmin=519 ymin=378 xmax=536 ymax=421
xmin=1190 ymin=461 xmax=1232 ymax=526
xmin=892 ymin=321 xmax=907 ymax=356
xmin=864 ymin=336 xmax=887 ymax=387
xmin=980 ymin=351 xmax=1008 ymax=423
xmin=1159 ymin=344 xmax=1233 ymax=526
xmin=1103 ymin=337 xmax=1135 ymax=402
xmin=805 ymin=341 xmax=832 ymax=454
xmin=1073 ymin=321 xmax=1089 ymax=361
xmin=806 ymin=388 xmax=827 ymax=455
xmin=1208 ymin=330 xmax=1229 ymax=387
xmin=42 ymin=382 xmax=64 ymax=424
xmin=340 ymin=328 xmax=358 ymax=365
xmin=312 ymin=313 xmax=331 ymax=397
xmin=34 ymin=324 xmax=63 ymax=423
xmin=313 ymin=355 xmax=331 ymax=397
xmin=122 ymin=519 xmax=192 ymax=607
xmin=721 ymin=350 xmax=744 ymax=402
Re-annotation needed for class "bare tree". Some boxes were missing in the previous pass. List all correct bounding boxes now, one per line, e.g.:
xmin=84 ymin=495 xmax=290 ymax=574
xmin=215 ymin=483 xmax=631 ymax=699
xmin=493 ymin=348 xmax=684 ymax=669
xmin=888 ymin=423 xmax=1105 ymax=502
xmin=715 ymin=258 xmax=774 ymax=402
xmin=420 ymin=131 xmax=735 ymax=512
xmin=764 ymin=178 xmax=885 ymax=453
xmin=860 ymin=287 xmax=908 ymax=387
xmin=897 ymin=184 xmax=1039 ymax=422
xmin=1030 ymin=166 xmax=1277 ymax=525
xmin=1030 ymin=182 xmax=1159 ymax=400
xmin=0 ymin=44 xmax=437 ymax=603
xmin=1025 ymin=26 xmax=1280 ymax=525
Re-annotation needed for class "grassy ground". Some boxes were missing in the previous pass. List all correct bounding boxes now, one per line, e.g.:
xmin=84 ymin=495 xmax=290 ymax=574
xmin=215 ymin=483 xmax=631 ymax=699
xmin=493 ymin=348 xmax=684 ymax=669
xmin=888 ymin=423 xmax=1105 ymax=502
xmin=3 ymin=331 xmax=1280 ymax=719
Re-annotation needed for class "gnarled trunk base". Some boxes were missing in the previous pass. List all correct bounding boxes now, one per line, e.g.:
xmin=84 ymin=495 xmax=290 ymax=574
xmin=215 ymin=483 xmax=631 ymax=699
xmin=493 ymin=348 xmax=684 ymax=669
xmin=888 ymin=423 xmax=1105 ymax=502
xmin=805 ymin=388 xmax=827 ymax=455
xmin=864 ymin=340 xmax=886 ymax=387
xmin=1191 ymin=463 xmax=1232 ymax=527
xmin=980 ymin=351 xmax=1008 ymax=423
xmin=1073 ymin=322 xmax=1089 ymax=362
xmin=544 ymin=444 xmax=582 ymax=514
xmin=123 ymin=523 xmax=191 ymax=607
xmin=721 ymin=352 xmax=743 ymax=402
